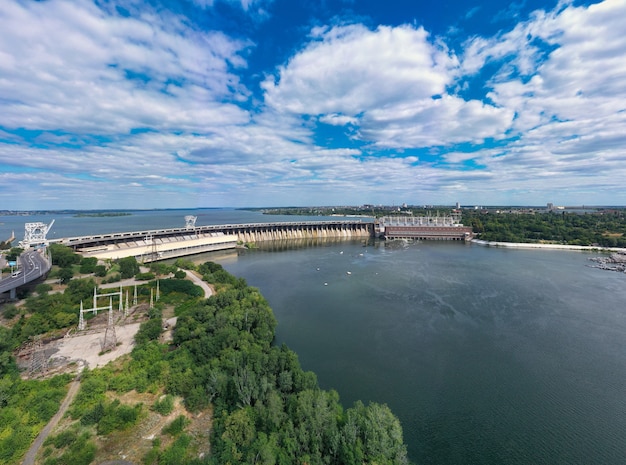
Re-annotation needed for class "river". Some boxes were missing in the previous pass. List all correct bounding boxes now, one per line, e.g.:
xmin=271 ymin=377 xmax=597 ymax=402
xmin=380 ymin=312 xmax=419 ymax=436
xmin=3 ymin=210 xmax=625 ymax=464
xmin=213 ymin=239 xmax=626 ymax=465
xmin=0 ymin=208 xmax=350 ymax=241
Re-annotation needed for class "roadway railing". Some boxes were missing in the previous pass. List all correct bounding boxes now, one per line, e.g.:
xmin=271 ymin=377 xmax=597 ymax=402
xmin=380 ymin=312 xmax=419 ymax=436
xmin=57 ymin=220 xmax=371 ymax=246
xmin=0 ymin=248 xmax=52 ymax=295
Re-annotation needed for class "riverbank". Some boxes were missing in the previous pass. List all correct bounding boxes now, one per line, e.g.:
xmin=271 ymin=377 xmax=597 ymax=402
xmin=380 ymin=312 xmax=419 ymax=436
xmin=471 ymin=239 xmax=626 ymax=253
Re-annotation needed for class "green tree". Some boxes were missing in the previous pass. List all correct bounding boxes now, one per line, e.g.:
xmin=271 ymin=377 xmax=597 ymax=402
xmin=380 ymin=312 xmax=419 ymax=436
xmin=79 ymin=257 xmax=98 ymax=274
xmin=64 ymin=278 xmax=97 ymax=305
xmin=340 ymin=401 xmax=409 ymax=465
xmin=94 ymin=265 xmax=107 ymax=277
xmin=219 ymin=407 xmax=256 ymax=463
xmin=49 ymin=243 xmax=80 ymax=267
xmin=58 ymin=267 xmax=74 ymax=284
xmin=6 ymin=247 xmax=24 ymax=262
xmin=36 ymin=283 xmax=52 ymax=295
xmin=118 ymin=256 xmax=140 ymax=279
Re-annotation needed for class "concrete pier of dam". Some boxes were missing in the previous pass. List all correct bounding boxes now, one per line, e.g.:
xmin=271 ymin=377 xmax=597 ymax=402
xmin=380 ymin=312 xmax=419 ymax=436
xmin=59 ymin=221 xmax=374 ymax=263
xmin=54 ymin=217 xmax=475 ymax=263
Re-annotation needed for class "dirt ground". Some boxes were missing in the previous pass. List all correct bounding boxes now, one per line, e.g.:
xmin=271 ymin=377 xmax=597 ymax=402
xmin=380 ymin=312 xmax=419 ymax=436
xmin=91 ymin=391 xmax=212 ymax=464
xmin=14 ymin=270 xmax=211 ymax=378
xmin=10 ymin=272 xmax=213 ymax=464
xmin=17 ymin=305 xmax=178 ymax=377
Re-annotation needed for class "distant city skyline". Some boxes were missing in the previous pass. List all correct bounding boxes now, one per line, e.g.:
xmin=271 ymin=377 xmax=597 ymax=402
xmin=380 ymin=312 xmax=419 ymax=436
xmin=1 ymin=0 xmax=624 ymax=210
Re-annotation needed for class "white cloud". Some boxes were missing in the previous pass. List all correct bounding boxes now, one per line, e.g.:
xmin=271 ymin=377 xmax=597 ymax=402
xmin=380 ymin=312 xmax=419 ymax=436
xmin=2 ymin=0 xmax=626 ymax=209
xmin=360 ymin=95 xmax=513 ymax=148
xmin=263 ymin=24 xmax=457 ymax=115
xmin=477 ymin=0 xmax=626 ymax=173
xmin=0 ymin=0 xmax=251 ymax=134
xmin=262 ymin=23 xmax=514 ymax=149
xmin=192 ymin=0 xmax=271 ymax=11
xmin=319 ymin=114 xmax=358 ymax=126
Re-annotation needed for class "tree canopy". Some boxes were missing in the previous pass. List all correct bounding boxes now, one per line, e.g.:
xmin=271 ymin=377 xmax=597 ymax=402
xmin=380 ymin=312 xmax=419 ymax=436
xmin=464 ymin=210 xmax=626 ymax=247
xmin=1 ymin=260 xmax=410 ymax=464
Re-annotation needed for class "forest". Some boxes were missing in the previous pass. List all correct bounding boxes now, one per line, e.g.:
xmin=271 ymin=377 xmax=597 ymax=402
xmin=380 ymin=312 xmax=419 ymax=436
xmin=462 ymin=210 xmax=626 ymax=247
xmin=0 ymin=246 xmax=410 ymax=465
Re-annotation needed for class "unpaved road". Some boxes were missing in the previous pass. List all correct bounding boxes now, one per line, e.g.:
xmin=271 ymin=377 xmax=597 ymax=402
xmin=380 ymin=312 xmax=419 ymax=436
xmin=184 ymin=270 xmax=213 ymax=298
xmin=21 ymin=375 xmax=82 ymax=465
xmin=19 ymin=270 xmax=211 ymax=464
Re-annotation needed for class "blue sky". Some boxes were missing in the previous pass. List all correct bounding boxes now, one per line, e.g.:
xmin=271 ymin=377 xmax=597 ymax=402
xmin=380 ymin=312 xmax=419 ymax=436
xmin=1 ymin=0 xmax=623 ymax=209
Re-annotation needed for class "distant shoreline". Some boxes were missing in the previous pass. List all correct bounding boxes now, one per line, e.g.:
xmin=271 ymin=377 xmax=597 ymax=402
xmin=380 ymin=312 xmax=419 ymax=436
xmin=73 ymin=212 xmax=132 ymax=218
xmin=472 ymin=239 xmax=626 ymax=254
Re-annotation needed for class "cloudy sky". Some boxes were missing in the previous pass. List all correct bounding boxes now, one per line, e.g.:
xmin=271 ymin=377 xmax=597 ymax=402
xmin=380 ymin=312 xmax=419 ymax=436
xmin=1 ymin=0 xmax=624 ymax=209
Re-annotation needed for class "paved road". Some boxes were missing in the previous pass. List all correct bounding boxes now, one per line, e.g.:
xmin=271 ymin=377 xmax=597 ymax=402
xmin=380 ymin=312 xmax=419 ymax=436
xmin=21 ymin=375 xmax=82 ymax=465
xmin=0 ymin=248 xmax=50 ymax=294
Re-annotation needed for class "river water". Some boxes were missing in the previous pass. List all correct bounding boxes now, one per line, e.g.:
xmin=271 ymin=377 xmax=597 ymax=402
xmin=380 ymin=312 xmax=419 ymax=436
xmin=0 ymin=208 xmax=349 ymax=241
xmin=215 ymin=240 xmax=626 ymax=465
xmin=3 ymin=210 xmax=625 ymax=464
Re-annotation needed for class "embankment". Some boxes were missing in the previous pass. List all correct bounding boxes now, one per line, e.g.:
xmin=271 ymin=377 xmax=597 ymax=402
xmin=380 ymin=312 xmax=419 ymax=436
xmin=471 ymin=239 xmax=626 ymax=254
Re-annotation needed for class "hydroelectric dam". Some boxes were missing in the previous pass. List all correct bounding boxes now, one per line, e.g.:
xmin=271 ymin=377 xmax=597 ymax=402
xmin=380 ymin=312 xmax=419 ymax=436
xmin=2 ymin=212 xmax=472 ymax=298
xmin=39 ymin=213 xmax=474 ymax=263
xmin=57 ymin=220 xmax=375 ymax=263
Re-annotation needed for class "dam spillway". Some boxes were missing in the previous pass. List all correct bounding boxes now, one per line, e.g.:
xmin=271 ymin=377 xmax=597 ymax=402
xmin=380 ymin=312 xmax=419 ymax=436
xmin=57 ymin=220 xmax=374 ymax=262
xmin=55 ymin=216 xmax=473 ymax=263
xmin=231 ymin=221 xmax=373 ymax=243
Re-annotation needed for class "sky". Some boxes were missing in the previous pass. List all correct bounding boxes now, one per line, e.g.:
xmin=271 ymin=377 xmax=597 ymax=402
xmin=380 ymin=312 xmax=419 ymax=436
xmin=1 ymin=0 xmax=624 ymax=210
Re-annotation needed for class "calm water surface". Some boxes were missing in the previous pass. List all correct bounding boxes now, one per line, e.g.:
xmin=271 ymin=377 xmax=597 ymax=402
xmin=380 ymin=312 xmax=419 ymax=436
xmin=4 ymin=210 xmax=625 ymax=464
xmin=0 ymin=208 xmax=351 ymax=240
xmin=216 ymin=240 xmax=626 ymax=465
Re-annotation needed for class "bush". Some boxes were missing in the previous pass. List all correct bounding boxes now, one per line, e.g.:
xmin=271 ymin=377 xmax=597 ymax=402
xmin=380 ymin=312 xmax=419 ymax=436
xmin=136 ymin=272 xmax=156 ymax=281
xmin=149 ymin=263 xmax=177 ymax=276
xmin=162 ymin=415 xmax=189 ymax=436
xmin=158 ymin=279 xmax=203 ymax=298
xmin=81 ymin=401 xmax=105 ymax=426
xmin=45 ymin=429 xmax=77 ymax=449
xmin=135 ymin=318 xmax=163 ymax=345
xmin=36 ymin=283 xmax=52 ymax=295
xmin=173 ymin=258 xmax=196 ymax=270
xmin=3 ymin=304 xmax=19 ymax=319
xmin=79 ymin=257 xmax=97 ymax=274
xmin=97 ymin=401 xmax=142 ymax=435
xmin=103 ymin=273 xmax=121 ymax=283
xmin=43 ymin=432 xmax=96 ymax=465
xmin=158 ymin=434 xmax=191 ymax=465
xmin=94 ymin=265 xmax=107 ymax=277
xmin=152 ymin=395 xmax=175 ymax=416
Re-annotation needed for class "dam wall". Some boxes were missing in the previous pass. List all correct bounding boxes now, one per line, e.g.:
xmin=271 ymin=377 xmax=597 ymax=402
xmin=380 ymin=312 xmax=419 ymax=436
xmin=62 ymin=221 xmax=374 ymax=263
xmin=230 ymin=222 xmax=373 ymax=243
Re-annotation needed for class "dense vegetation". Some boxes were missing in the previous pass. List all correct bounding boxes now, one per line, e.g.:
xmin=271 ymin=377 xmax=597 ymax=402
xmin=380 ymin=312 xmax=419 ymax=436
xmin=1 ymin=252 xmax=409 ymax=464
xmin=126 ymin=263 xmax=408 ymax=464
xmin=253 ymin=206 xmax=626 ymax=248
xmin=1 ymin=320 xmax=72 ymax=464
xmin=0 ymin=247 xmax=182 ymax=464
xmin=256 ymin=205 xmax=440 ymax=218
xmin=169 ymin=280 xmax=408 ymax=464
xmin=463 ymin=210 xmax=626 ymax=247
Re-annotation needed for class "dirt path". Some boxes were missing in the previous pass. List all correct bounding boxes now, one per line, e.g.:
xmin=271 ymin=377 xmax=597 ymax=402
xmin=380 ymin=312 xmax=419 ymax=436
xmin=21 ymin=374 xmax=82 ymax=465
xmin=19 ymin=269 xmax=210 ymax=464
xmin=184 ymin=270 xmax=213 ymax=298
